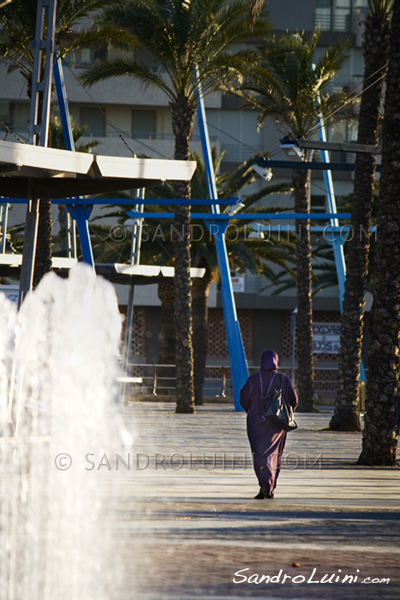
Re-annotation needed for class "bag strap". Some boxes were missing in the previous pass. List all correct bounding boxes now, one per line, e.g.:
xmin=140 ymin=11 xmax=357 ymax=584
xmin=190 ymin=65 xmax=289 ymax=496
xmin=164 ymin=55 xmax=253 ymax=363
xmin=259 ymin=371 xmax=282 ymax=398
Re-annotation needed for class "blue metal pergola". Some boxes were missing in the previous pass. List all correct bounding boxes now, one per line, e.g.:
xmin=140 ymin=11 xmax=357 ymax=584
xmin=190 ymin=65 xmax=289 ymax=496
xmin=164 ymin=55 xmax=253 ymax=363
xmin=0 ymin=0 xmax=368 ymax=408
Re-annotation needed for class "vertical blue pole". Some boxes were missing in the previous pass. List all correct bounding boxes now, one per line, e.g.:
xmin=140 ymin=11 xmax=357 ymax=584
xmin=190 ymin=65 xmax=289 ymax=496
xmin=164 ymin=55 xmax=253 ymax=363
xmin=53 ymin=58 xmax=74 ymax=151
xmin=316 ymin=114 xmax=365 ymax=381
xmin=316 ymin=114 xmax=346 ymax=310
xmin=53 ymin=58 xmax=86 ymax=263
xmin=196 ymin=68 xmax=249 ymax=410
xmin=66 ymin=205 xmax=94 ymax=267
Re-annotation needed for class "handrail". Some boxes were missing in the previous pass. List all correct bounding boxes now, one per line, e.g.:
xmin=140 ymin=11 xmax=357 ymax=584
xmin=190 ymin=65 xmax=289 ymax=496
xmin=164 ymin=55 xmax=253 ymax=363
xmin=123 ymin=362 xmax=356 ymax=398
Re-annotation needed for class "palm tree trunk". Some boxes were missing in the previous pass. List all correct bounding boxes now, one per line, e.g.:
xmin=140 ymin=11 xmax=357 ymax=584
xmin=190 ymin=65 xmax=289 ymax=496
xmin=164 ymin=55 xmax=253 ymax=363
xmin=170 ymin=98 xmax=196 ymax=413
xmin=358 ymin=0 xmax=400 ymax=466
xmin=192 ymin=267 xmax=215 ymax=406
xmin=293 ymin=167 xmax=315 ymax=411
xmin=331 ymin=7 xmax=390 ymax=432
xmin=33 ymin=199 xmax=53 ymax=288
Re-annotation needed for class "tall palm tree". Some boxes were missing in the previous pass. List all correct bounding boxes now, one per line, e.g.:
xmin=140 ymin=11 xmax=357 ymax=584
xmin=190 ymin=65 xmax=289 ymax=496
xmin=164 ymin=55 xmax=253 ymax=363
xmin=358 ymin=0 xmax=400 ymax=466
xmin=82 ymin=0 xmax=270 ymax=413
xmin=91 ymin=149 xmax=294 ymax=405
xmin=330 ymin=0 xmax=392 ymax=432
xmin=0 ymin=0 xmax=125 ymax=287
xmin=239 ymin=31 xmax=350 ymax=411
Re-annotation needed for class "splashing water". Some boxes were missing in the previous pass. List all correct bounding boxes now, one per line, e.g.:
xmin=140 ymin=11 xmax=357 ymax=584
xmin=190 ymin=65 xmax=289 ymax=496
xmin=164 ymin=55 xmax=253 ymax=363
xmin=0 ymin=265 xmax=130 ymax=600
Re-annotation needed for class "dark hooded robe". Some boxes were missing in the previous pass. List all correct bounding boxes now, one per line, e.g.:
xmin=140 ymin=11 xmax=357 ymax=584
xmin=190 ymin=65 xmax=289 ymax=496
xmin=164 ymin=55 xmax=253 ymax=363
xmin=240 ymin=350 xmax=298 ymax=493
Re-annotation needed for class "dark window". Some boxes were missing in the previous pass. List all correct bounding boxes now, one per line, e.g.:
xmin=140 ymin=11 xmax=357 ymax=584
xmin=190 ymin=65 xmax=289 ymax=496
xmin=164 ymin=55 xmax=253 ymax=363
xmin=74 ymin=46 xmax=107 ymax=68
xmin=131 ymin=110 xmax=157 ymax=138
xmin=311 ymin=195 xmax=326 ymax=210
xmin=79 ymin=107 xmax=106 ymax=137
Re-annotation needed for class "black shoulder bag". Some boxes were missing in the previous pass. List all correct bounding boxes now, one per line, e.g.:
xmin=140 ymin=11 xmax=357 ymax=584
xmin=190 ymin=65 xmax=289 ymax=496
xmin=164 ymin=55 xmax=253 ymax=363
xmin=261 ymin=372 xmax=297 ymax=432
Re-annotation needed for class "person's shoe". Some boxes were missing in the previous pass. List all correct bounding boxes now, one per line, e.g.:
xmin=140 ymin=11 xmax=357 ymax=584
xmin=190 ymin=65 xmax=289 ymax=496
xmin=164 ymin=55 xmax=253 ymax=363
xmin=254 ymin=490 xmax=266 ymax=499
xmin=254 ymin=488 xmax=274 ymax=499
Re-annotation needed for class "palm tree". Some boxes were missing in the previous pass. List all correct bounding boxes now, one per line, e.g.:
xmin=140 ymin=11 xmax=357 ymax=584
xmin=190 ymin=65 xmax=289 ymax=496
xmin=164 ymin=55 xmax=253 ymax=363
xmin=358 ymin=0 xmax=400 ymax=466
xmin=90 ymin=149 xmax=294 ymax=405
xmin=330 ymin=0 xmax=392 ymax=432
xmin=82 ymin=0 xmax=270 ymax=413
xmin=239 ymin=31 xmax=350 ymax=411
xmin=0 ymin=0 xmax=125 ymax=287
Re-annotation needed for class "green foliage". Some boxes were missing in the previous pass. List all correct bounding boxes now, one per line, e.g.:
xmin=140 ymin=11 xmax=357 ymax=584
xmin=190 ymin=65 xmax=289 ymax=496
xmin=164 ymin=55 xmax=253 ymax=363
xmin=367 ymin=0 xmax=393 ymax=17
xmin=0 ymin=1 xmax=126 ymax=84
xmin=49 ymin=115 xmax=100 ymax=152
xmin=238 ymin=29 xmax=351 ymax=139
xmin=82 ymin=0 xmax=270 ymax=106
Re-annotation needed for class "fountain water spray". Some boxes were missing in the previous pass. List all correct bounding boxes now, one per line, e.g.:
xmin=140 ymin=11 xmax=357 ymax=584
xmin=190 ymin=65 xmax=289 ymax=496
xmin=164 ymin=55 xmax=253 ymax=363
xmin=0 ymin=265 xmax=130 ymax=600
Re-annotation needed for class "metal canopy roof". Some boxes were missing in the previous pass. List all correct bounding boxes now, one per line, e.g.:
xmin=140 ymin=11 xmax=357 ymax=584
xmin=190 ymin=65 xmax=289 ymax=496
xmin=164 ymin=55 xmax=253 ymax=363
xmin=0 ymin=140 xmax=197 ymax=199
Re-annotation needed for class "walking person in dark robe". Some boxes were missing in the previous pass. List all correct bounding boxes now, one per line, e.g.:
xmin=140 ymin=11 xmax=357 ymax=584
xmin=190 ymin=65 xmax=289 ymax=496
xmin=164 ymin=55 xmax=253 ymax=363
xmin=240 ymin=350 xmax=298 ymax=499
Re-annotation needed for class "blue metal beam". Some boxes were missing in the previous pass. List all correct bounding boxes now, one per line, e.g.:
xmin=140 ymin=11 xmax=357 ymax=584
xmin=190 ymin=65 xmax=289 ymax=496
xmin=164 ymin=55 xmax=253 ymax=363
xmin=316 ymin=113 xmax=366 ymax=382
xmin=127 ymin=211 xmax=352 ymax=220
xmin=196 ymin=71 xmax=248 ymax=411
xmin=53 ymin=58 xmax=74 ymax=152
xmin=317 ymin=115 xmax=347 ymax=310
xmin=66 ymin=205 xmax=94 ymax=266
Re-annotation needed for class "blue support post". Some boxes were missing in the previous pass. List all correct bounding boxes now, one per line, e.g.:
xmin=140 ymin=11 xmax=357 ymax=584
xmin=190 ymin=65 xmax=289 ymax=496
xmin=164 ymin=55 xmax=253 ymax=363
xmin=316 ymin=114 xmax=365 ymax=381
xmin=66 ymin=205 xmax=94 ymax=267
xmin=196 ymin=69 xmax=248 ymax=410
xmin=204 ymin=217 xmax=249 ymax=410
xmin=53 ymin=57 xmax=78 ymax=259
xmin=53 ymin=58 xmax=74 ymax=151
xmin=316 ymin=115 xmax=346 ymax=310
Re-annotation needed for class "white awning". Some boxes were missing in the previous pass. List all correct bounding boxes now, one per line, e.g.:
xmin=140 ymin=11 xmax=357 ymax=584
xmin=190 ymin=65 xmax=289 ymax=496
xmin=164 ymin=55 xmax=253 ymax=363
xmin=0 ymin=140 xmax=196 ymax=198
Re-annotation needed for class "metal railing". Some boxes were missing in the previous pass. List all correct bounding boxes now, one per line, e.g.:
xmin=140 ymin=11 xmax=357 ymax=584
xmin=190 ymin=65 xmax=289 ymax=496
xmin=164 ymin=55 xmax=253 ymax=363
xmin=124 ymin=363 xmax=233 ymax=397
xmin=123 ymin=362 xmax=363 ymax=402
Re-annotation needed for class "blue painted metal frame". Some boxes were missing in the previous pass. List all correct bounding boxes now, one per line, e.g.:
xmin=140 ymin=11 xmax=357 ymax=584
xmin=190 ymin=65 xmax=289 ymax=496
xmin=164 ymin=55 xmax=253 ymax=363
xmin=128 ymin=211 xmax=352 ymax=220
xmin=316 ymin=114 xmax=365 ymax=382
xmin=317 ymin=116 xmax=346 ymax=310
xmin=53 ymin=58 xmax=74 ymax=152
xmin=196 ymin=73 xmax=248 ymax=411
xmin=53 ymin=58 xmax=94 ymax=266
xmin=65 ymin=204 xmax=94 ymax=265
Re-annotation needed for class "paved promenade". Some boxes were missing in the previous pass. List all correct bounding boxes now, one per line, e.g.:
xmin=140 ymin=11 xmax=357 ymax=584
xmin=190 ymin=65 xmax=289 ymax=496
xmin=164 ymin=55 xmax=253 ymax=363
xmin=116 ymin=402 xmax=400 ymax=600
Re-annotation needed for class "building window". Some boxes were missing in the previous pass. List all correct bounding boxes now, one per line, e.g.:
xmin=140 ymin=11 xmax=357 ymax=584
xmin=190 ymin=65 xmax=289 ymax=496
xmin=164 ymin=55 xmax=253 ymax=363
xmin=0 ymin=101 xmax=9 ymax=126
xmin=73 ymin=46 xmax=107 ymax=68
xmin=9 ymin=102 xmax=30 ymax=131
xmin=315 ymin=0 xmax=332 ymax=31
xmin=131 ymin=110 xmax=157 ymax=138
xmin=133 ymin=48 xmax=162 ymax=73
xmin=315 ymin=0 xmax=368 ymax=32
xmin=79 ymin=107 xmax=106 ymax=137
xmin=311 ymin=195 xmax=326 ymax=211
